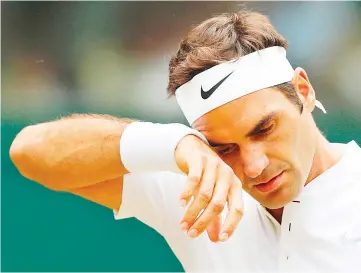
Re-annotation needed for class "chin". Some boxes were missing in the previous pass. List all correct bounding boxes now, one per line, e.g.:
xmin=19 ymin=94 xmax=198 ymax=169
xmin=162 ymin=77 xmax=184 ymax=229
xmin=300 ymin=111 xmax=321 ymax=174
xmin=260 ymin=198 xmax=288 ymax=209
xmin=257 ymin=182 xmax=301 ymax=209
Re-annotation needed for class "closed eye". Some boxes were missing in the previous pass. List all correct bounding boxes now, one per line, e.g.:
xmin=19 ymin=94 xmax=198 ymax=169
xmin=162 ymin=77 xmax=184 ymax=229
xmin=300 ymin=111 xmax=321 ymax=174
xmin=214 ymin=144 xmax=238 ymax=156
xmin=246 ymin=112 xmax=278 ymax=138
xmin=252 ymin=122 xmax=275 ymax=138
xmin=258 ymin=125 xmax=274 ymax=134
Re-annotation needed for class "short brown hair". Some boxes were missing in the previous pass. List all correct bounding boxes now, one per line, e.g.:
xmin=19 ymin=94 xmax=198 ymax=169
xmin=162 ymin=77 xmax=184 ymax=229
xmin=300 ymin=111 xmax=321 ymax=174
xmin=168 ymin=10 xmax=303 ymax=112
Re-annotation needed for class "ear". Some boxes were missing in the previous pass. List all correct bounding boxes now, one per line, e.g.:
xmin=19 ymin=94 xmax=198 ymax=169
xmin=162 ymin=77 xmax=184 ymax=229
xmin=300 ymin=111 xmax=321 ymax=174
xmin=291 ymin=67 xmax=316 ymax=112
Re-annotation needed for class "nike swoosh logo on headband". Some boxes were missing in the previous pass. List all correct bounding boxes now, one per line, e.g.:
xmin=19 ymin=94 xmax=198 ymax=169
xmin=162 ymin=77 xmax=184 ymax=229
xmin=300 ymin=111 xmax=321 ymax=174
xmin=200 ymin=71 xmax=234 ymax=100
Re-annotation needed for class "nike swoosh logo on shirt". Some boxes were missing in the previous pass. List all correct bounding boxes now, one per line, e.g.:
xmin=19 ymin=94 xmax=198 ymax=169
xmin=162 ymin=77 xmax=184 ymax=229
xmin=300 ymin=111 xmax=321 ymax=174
xmin=200 ymin=71 xmax=234 ymax=100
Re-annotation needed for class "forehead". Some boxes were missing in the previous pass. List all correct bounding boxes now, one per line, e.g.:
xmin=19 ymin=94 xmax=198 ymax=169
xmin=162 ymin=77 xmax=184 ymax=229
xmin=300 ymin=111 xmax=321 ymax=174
xmin=192 ymin=87 xmax=290 ymax=132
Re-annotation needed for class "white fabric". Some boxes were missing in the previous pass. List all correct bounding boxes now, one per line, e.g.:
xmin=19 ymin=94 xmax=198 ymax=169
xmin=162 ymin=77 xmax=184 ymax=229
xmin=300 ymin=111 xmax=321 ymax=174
xmin=120 ymin=122 xmax=208 ymax=174
xmin=114 ymin=141 xmax=361 ymax=273
xmin=175 ymin=46 xmax=326 ymax=125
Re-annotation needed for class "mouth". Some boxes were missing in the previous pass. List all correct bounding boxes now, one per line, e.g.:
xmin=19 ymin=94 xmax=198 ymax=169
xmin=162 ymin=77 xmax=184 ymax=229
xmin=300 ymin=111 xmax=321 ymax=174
xmin=254 ymin=171 xmax=285 ymax=193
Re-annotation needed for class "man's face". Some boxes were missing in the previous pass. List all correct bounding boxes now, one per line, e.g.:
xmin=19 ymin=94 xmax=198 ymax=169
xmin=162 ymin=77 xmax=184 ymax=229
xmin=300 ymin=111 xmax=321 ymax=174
xmin=193 ymin=85 xmax=317 ymax=209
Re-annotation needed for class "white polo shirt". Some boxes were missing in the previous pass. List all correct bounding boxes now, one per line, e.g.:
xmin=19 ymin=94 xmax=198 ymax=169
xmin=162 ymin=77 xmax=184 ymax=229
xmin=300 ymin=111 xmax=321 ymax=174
xmin=115 ymin=141 xmax=361 ymax=273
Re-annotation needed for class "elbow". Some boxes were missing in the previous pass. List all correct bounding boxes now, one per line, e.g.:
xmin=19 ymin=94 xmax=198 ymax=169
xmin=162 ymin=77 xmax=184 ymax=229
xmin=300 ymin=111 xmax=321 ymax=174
xmin=9 ymin=126 xmax=32 ymax=173
xmin=9 ymin=126 xmax=63 ymax=191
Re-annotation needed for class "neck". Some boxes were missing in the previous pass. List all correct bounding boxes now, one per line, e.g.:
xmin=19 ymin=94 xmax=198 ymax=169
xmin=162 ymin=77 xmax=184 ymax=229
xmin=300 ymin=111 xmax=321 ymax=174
xmin=268 ymin=130 xmax=342 ymax=224
xmin=305 ymin=132 xmax=342 ymax=185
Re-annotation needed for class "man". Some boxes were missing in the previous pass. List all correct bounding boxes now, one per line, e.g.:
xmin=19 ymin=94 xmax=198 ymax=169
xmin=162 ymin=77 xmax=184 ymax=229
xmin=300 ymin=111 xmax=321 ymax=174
xmin=10 ymin=10 xmax=361 ymax=272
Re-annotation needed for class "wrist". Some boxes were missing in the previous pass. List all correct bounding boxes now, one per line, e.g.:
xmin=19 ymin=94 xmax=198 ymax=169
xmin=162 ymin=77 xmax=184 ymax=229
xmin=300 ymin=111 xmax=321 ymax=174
xmin=120 ymin=122 xmax=207 ymax=174
xmin=174 ymin=134 xmax=203 ymax=174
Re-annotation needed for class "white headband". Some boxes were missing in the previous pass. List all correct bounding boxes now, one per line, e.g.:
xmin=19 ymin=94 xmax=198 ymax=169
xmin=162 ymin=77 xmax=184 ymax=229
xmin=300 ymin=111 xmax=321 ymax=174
xmin=175 ymin=46 xmax=326 ymax=125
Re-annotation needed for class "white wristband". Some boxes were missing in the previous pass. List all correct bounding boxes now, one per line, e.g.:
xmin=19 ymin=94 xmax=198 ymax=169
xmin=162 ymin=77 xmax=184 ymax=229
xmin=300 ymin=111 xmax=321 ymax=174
xmin=120 ymin=122 xmax=208 ymax=174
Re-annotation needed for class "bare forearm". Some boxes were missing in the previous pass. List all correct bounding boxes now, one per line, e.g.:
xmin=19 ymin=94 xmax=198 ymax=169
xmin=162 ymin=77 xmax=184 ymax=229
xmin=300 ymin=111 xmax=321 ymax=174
xmin=10 ymin=114 xmax=133 ymax=190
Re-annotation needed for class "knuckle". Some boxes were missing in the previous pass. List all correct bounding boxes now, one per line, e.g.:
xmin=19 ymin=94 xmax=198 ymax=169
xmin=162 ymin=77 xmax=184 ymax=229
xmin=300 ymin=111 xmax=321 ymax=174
xmin=210 ymin=200 xmax=225 ymax=213
xmin=182 ymin=188 xmax=193 ymax=197
xmin=195 ymin=220 xmax=207 ymax=229
xmin=211 ymin=157 xmax=221 ymax=166
xmin=183 ymin=211 xmax=195 ymax=221
xmin=222 ymin=163 xmax=233 ymax=172
xmin=206 ymin=156 xmax=221 ymax=167
xmin=226 ymin=223 xmax=237 ymax=233
xmin=233 ymin=178 xmax=242 ymax=187
xmin=233 ymin=206 xmax=244 ymax=216
xmin=188 ymin=175 xmax=199 ymax=184
xmin=221 ymin=164 xmax=234 ymax=177
xmin=199 ymin=189 xmax=212 ymax=202
xmin=185 ymin=212 xmax=197 ymax=221
xmin=200 ymin=155 xmax=208 ymax=164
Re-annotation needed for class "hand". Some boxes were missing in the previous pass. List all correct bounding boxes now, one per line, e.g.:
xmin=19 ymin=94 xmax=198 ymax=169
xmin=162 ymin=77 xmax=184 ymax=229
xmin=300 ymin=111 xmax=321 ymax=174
xmin=175 ymin=135 xmax=244 ymax=242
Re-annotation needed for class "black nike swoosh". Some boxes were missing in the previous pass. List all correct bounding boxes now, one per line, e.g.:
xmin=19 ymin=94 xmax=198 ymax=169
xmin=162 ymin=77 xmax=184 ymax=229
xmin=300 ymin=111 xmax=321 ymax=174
xmin=201 ymin=71 xmax=234 ymax=99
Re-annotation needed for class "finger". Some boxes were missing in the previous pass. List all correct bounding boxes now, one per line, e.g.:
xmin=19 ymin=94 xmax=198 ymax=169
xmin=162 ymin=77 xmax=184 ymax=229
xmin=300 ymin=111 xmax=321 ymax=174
xmin=179 ymin=159 xmax=203 ymax=207
xmin=188 ymin=168 xmax=230 ymax=238
xmin=180 ymin=185 xmax=199 ymax=232
xmin=206 ymin=215 xmax=222 ymax=243
xmin=181 ymin=161 xmax=218 ymax=236
xmin=219 ymin=181 xmax=244 ymax=242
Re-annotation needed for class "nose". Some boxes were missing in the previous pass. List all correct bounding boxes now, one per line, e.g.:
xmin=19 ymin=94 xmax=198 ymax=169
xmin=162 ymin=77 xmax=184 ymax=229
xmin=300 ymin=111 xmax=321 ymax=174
xmin=240 ymin=145 xmax=269 ymax=178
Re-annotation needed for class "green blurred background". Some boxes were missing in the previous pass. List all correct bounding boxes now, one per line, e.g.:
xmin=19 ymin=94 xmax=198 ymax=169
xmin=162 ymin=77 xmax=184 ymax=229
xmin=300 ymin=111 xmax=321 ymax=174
xmin=2 ymin=1 xmax=361 ymax=272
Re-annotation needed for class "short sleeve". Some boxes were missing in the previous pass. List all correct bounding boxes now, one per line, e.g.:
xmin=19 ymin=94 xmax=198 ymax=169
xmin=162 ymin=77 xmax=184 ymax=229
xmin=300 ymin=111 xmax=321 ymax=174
xmin=113 ymin=171 xmax=187 ymax=235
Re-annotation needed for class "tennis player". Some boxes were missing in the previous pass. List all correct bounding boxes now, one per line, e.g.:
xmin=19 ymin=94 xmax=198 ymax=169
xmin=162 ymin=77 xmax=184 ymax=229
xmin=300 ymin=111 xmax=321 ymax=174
xmin=10 ymin=10 xmax=361 ymax=272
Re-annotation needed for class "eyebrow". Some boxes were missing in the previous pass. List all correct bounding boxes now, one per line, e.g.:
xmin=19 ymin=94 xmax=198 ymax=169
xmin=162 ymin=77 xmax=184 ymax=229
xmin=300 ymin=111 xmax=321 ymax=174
xmin=245 ymin=111 xmax=278 ymax=138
